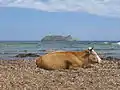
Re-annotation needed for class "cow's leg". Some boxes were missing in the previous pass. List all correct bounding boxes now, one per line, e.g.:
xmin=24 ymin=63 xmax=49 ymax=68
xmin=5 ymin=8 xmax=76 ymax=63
xmin=82 ymin=63 xmax=94 ymax=68
xmin=65 ymin=56 xmax=83 ymax=70
xmin=65 ymin=60 xmax=79 ymax=69
xmin=69 ymin=65 xmax=80 ymax=70
xmin=65 ymin=60 xmax=72 ymax=69
xmin=67 ymin=62 xmax=80 ymax=70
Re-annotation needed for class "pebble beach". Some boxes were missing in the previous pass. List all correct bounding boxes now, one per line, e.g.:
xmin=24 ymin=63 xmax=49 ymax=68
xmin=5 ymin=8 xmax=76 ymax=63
xmin=0 ymin=57 xmax=120 ymax=90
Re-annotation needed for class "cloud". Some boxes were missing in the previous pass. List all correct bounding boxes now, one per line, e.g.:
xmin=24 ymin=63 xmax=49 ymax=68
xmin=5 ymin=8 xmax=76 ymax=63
xmin=0 ymin=0 xmax=120 ymax=18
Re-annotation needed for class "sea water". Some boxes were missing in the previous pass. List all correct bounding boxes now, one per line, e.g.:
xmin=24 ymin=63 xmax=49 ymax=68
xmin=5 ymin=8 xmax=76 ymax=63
xmin=0 ymin=41 xmax=120 ymax=59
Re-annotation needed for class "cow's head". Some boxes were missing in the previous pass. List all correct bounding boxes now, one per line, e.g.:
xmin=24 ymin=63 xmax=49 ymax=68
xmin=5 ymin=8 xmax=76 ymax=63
xmin=88 ymin=47 xmax=102 ymax=64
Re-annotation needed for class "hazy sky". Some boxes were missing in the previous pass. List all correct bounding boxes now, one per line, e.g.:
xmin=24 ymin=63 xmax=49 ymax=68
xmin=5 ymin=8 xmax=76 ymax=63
xmin=0 ymin=0 xmax=120 ymax=41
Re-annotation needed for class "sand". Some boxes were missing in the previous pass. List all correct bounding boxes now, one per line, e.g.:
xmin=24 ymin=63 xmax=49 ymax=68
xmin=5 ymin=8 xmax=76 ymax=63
xmin=0 ymin=58 xmax=120 ymax=90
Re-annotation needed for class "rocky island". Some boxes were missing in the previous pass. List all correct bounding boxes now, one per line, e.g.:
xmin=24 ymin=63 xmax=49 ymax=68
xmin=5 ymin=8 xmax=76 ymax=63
xmin=41 ymin=35 xmax=78 ymax=42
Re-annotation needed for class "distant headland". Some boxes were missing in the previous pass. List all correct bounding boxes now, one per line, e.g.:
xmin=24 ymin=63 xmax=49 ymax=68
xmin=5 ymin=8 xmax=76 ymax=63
xmin=41 ymin=35 xmax=79 ymax=42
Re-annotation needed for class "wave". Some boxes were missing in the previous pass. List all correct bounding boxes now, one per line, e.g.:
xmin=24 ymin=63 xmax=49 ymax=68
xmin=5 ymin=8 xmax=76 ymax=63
xmin=117 ymin=42 xmax=120 ymax=45
xmin=104 ymin=42 xmax=109 ymax=44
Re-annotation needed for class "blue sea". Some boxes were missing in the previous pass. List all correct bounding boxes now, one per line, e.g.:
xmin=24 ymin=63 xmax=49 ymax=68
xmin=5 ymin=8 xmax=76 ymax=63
xmin=0 ymin=41 xmax=120 ymax=60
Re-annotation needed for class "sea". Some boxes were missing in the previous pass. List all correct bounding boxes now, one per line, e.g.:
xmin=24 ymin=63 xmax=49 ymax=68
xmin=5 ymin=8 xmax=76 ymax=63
xmin=0 ymin=41 xmax=120 ymax=60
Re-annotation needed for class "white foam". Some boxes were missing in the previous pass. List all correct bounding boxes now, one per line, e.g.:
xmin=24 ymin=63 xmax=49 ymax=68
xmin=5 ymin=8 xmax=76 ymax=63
xmin=104 ymin=42 xmax=109 ymax=44
xmin=117 ymin=42 xmax=120 ymax=45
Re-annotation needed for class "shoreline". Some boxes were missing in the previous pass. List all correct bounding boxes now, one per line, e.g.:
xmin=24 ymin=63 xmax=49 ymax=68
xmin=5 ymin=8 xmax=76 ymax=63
xmin=0 ymin=55 xmax=120 ymax=60
xmin=0 ymin=57 xmax=120 ymax=89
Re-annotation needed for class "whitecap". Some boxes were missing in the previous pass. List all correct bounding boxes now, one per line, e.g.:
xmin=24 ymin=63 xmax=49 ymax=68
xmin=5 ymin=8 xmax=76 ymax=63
xmin=104 ymin=42 xmax=109 ymax=44
xmin=117 ymin=42 xmax=120 ymax=45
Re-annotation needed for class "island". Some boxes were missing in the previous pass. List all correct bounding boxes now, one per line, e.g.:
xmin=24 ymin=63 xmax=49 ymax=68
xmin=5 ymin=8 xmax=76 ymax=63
xmin=41 ymin=35 xmax=78 ymax=42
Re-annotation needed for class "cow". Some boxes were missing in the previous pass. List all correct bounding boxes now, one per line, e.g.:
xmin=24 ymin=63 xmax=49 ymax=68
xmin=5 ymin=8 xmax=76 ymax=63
xmin=35 ymin=47 xmax=102 ymax=70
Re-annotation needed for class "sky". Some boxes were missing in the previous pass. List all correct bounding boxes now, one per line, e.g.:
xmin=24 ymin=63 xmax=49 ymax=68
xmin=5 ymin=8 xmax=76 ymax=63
xmin=0 ymin=0 xmax=120 ymax=41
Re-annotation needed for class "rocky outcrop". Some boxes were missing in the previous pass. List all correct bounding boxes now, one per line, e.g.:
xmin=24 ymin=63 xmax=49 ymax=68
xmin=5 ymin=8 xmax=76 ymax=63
xmin=15 ymin=53 xmax=40 ymax=58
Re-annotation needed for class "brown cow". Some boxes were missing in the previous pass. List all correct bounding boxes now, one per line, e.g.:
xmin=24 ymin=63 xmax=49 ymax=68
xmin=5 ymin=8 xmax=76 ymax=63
xmin=35 ymin=47 xmax=101 ymax=70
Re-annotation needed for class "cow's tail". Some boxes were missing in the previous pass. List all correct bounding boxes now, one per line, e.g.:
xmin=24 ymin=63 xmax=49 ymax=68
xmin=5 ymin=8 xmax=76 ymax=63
xmin=35 ymin=56 xmax=42 ymax=67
